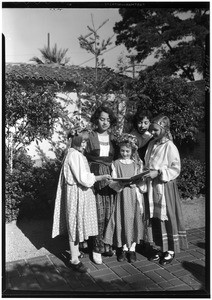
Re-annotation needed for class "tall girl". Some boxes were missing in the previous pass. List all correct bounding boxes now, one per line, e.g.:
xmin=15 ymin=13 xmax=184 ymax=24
xmin=145 ymin=115 xmax=188 ymax=265
xmin=52 ymin=128 xmax=111 ymax=273
xmin=85 ymin=104 xmax=117 ymax=264
xmin=103 ymin=134 xmax=146 ymax=263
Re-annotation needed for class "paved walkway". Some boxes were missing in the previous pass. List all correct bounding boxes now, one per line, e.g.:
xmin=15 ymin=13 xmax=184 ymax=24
xmin=3 ymin=227 xmax=209 ymax=297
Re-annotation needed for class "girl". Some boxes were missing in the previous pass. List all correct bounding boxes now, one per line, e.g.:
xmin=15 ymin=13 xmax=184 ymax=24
xmin=103 ymin=133 xmax=147 ymax=263
xmin=52 ymin=128 xmax=111 ymax=273
xmin=85 ymin=104 xmax=118 ymax=265
xmin=145 ymin=115 xmax=188 ymax=265
xmin=130 ymin=109 xmax=153 ymax=163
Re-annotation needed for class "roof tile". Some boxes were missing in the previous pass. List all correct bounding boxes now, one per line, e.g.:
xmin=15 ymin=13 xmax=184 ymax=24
xmin=6 ymin=63 xmax=129 ymax=89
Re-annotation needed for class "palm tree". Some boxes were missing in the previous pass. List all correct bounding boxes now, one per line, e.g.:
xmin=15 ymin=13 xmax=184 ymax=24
xmin=30 ymin=43 xmax=70 ymax=65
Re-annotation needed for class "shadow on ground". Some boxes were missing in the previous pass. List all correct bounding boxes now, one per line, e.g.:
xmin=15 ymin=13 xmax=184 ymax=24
xmin=182 ymin=260 xmax=208 ymax=292
xmin=4 ymin=258 xmax=208 ymax=297
xmin=4 ymin=227 xmax=209 ymax=297
xmin=4 ymin=256 xmax=157 ymax=296
xmin=16 ymin=218 xmax=70 ymax=261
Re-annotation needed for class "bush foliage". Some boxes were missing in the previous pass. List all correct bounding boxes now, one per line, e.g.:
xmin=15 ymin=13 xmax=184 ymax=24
xmin=125 ymin=76 xmax=205 ymax=146
xmin=177 ymin=157 xmax=205 ymax=199
xmin=5 ymin=151 xmax=61 ymax=223
xmin=5 ymin=152 xmax=205 ymax=223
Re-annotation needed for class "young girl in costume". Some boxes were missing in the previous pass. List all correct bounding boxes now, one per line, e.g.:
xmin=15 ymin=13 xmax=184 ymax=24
xmin=103 ymin=133 xmax=147 ymax=263
xmin=85 ymin=104 xmax=118 ymax=265
xmin=145 ymin=115 xmax=188 ymax=265
xmin=130 ymin=109 xmax=153 ymax=163
xmin=52 ymin=127 xmax=111 ymax=273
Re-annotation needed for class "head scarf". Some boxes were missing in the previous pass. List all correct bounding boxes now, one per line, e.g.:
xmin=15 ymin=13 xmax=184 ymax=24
xmin=151 ymin=115 xmax=173 ymax=141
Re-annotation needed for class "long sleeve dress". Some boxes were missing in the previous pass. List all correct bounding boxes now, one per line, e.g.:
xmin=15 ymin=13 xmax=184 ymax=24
xmin=85 ymin=131 xmax=117 ymax=253
xmin=144 ymin=137 xmax=188 ymax=253
xmin=103 ymin=158 xmax=146 ymax=249
xmin=52 ymin=148 xmax=98 ymax=244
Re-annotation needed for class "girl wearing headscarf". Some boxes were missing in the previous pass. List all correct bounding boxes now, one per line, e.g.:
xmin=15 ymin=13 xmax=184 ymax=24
xmin=144 ymin=115 xmax=188 ymax=265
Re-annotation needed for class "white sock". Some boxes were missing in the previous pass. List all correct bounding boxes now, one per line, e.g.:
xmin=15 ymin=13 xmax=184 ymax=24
xmin=130 ymin=242 xmax=136 ymax=252
xmin=93 ymin=252 xmax=102 ymax=264
xmin=70 ymin=259 xmax=80 ymax=265
xmin=93 ymin=252 xmax=101 ymax=257
xmin=123 ymin=244 xmax=128 ymax=251
xmin=69 ymin=241 xmax=80 ymax=264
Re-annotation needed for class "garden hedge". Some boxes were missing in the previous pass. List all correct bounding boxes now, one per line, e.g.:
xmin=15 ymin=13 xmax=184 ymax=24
xmin=5 ymin=153 xmax=206 ymax=223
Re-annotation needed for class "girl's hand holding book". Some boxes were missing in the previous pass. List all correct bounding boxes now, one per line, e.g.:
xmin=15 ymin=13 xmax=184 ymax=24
xmin=95 ymin=174 xmax=111 ymax=182
xmin=129 ymin=184 xmax=136 ymax=188
xmin=149 ymin=170 xmax=160 ymax=179
xmin=108 ymin=179 xmax=114 ymax=185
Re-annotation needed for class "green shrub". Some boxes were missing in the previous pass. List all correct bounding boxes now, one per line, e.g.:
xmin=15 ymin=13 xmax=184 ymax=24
xmin=5 ymin=151 xmax=36 ymax=223
xmin=5 ymin=151 xmax=62 ymax=223
xmin=25 ymin=159 xmax=61 ymax=219
xmin=177 ymin=157 xmax=205 ymax=199
xmin=5 ymin=151 xmax=205 ymax=222
xmin=125 ymin=76 xmax=204 ymax=146
xmin=5 ymin=169 xmax=24 ymax=223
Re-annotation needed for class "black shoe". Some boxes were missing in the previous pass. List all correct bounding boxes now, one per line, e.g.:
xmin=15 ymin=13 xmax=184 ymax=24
xmin=78 ymin=251 xmax=84 ymax=259
xmin=159 ymin=251 xmax=175 ymax=266
xmin=129 ymin=251 xmax=137 ymax=263
xmin=103 ymin=250 xmax=114 ymax=257
xmin=149 ymin=250 xmax=163 ymax=262
xmin=68 ymin=261 xmax=90 ymax=273
xmin=117 ymin=250 xmax=127 ymax=262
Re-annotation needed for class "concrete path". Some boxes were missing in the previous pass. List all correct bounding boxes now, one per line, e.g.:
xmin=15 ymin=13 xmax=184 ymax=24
xmin=3 ymin=227 xmax=209 ymax=297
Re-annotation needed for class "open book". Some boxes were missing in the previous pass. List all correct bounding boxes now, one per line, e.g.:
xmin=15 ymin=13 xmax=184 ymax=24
xmin=112 ymin=169 xmax=150 ymax=183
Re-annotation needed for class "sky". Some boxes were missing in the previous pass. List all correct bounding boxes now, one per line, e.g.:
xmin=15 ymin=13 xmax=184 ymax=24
xmin=2 ymin=6 xmax=149 ymax=71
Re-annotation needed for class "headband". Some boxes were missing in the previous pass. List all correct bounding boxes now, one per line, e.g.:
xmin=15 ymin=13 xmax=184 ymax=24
xmin=115 ymin=133 xmax=138 ymax=150
xmin=67 ymin=118 xmax=91 ymax=138
xmin=151 ymin=115 xmax=173 ymax=141
xmin=151 ymin=116 xmax=170 ymax=130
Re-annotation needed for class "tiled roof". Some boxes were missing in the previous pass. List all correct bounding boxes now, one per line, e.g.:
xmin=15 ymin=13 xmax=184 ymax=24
xmin=5 ymin=63 xmax=130 ymax=89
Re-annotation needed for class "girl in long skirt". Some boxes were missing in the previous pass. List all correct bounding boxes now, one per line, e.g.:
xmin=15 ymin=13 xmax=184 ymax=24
xmin=103 ymin=134 xmax=147 ymax=263
xmin=52 ymin=128 xmax=111 ymax=273
xmin=145 ymin=115 xmax=188 ymax=265
xmin=85 ymin=104 xmax=118 ymax=265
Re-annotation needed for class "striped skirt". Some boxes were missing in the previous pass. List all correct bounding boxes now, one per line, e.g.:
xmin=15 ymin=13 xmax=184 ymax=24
xmin=146 ymin=180 xmax=188 ymax=253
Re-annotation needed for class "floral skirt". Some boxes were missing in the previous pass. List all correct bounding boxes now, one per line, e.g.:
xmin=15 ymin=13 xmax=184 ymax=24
xmin=89 ymin=161 xmax=116 ymax=253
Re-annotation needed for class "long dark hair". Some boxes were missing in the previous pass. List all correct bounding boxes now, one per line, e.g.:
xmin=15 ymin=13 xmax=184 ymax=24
xmin=90 ymin=104 xmax=117 ymax=127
